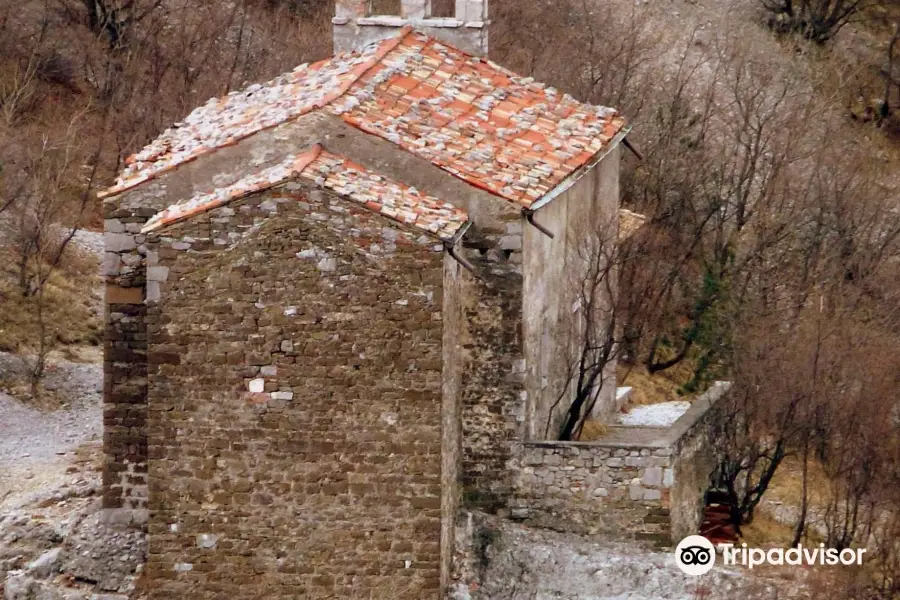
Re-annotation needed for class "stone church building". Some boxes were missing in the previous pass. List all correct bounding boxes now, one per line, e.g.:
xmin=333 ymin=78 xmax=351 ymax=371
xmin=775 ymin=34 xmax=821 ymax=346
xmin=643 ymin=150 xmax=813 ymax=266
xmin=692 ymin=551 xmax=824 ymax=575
xmin=100 ymin=2 xmax=717 ymax=598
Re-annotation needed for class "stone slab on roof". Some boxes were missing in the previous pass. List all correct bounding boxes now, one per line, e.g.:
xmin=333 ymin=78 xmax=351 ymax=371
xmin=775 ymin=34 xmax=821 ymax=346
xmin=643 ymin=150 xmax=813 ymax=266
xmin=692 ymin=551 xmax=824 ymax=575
xmin=141 ymin=144 xmax=469 ymax=242
xmin=103 ymin=34 xmax=400 ymax=198
xmin=330 ymin=30 xmax=626 ymax=207
xmin=103 ymin=27 xmax=627 ymax=212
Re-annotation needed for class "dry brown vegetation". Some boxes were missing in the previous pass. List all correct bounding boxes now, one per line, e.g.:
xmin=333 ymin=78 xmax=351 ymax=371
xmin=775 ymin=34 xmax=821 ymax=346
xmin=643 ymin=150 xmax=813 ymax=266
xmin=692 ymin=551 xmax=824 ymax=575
xmin=0 ymin=0 xmax=898 ymax=594
xmin=492 ymin=1 xmax=900 ymax=594
xmin=0 ymin=0 xmax=332 ymax=385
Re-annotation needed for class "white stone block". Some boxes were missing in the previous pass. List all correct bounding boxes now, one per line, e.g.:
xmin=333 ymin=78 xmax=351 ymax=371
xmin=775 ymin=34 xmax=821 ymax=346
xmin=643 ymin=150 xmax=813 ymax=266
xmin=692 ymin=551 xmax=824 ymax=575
xmin=663 ymin=468 xmax=674 ymax=487
xmin=643 ymin=488 xmax=662 ymax=501
xmin=104 ymin=233 xmax=136 ymax=252
xmin=248 ymin=379 xmax=265 ymax=393
xmin=103 ymin=253 xmax=122 ymax=277
xmin=105 ymin=219 xmax=125 ymax=233
xmin=145 ymin=282 xmax=160 ymax=303
xmin=641 ymin=467 xmax=663 ymax=487
xmin=196 ymin=534 xmax=218 ymax=549
xmin=147 ymin=266 xmax=169 ymax=282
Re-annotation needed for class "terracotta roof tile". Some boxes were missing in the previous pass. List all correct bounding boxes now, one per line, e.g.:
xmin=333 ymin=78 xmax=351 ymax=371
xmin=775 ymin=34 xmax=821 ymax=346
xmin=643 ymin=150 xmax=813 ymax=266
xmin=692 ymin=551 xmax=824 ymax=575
xmin=102 ymin=34 xmax=406 ymax=198
xmin=141 ymin=144 xmax=469 ymax=242
xmin=106 ymin=28 xmax=627 ymax=211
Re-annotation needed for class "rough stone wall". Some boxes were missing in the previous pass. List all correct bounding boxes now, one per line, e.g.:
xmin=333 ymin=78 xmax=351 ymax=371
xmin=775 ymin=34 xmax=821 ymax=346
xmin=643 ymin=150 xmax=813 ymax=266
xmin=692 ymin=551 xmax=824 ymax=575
xmin=103 ymin=189 xmax=165 ymax=526
xmin=333 ymin=0 xmax=488 ymax=55
xmin=435 ymin=193 xmax=527 ymax=517
xmin=505 ymin=384 xmax=728 ymax=547
xmin=510 ymin=442 xmax=673 ymax=546
xmin=668 ymin=386 xmax=725 ymax=541
xmin=101 ymin=112 xmax=338 ymax=525
xmin=142 ymin=185 xmax=446 ymax=599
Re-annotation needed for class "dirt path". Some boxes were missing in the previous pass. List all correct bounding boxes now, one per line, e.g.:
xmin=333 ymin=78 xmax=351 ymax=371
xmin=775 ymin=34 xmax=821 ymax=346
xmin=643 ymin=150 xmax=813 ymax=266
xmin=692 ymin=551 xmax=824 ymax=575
xmin=0 ymin=353 xmax=102 ymax=510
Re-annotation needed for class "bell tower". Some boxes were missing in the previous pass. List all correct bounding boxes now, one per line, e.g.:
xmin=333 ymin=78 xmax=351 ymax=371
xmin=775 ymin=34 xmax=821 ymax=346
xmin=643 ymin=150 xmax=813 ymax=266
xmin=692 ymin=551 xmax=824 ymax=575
xmin=333 ymin=0 xmax=488 ymax=56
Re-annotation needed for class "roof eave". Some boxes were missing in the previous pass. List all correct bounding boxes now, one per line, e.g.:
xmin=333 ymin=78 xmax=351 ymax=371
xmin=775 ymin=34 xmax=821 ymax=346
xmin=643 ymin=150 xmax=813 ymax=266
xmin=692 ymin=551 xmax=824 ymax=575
xmin=446 ymin=219 xmax=472 ymax=246
xmin=529 ymin=124 xmax=632 ymax=213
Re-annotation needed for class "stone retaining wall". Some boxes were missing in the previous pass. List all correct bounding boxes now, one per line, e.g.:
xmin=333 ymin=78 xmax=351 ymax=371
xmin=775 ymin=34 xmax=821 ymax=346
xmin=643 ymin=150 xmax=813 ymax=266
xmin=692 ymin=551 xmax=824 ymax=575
xmin=507 ymin=383 xmax=728 ymax=546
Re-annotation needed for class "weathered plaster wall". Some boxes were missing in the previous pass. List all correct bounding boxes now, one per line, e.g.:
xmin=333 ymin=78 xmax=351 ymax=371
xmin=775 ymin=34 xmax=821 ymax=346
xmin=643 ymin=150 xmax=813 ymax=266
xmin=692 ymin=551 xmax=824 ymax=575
xmin=142 ymin=186 xmax=447 ymax=599
xmin=522 ymin=146 xmax=621 ymax=440
xmin=333 ymin=0 xmax=488 ymax=55
xmin=440 ymin=255 xmax=463 ymax=594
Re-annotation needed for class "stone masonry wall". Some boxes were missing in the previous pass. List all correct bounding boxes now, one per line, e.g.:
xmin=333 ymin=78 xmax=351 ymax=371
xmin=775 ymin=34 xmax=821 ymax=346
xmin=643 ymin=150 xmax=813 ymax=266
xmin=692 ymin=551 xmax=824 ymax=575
xmin=333 ymin=0 xmax=488 ymax=56
xmin=101 ymin=112 xmax=350 ymax=523
xmin=103 ymin=191 xmax=164 ymax=525
xmin=142 ymin=185 xmax=446 ymax=599
xmin=511 ymin=443 xmax=674 ymax=546
xmin=506 ymin=384 xmax=728 ymax=547
xmin=453 ymin=259 xmax=524 ymax=514
xmin=668 ymin=386 xmax=725 ymax=541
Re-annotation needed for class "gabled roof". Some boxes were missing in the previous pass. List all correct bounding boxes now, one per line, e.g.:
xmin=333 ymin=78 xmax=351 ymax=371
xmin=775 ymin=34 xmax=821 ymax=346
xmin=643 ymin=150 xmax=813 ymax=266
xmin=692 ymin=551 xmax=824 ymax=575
xmin=141 ymin=144 xmax=469 ymax=243
xmin=103 ymin=28 xmax=627 ymax=211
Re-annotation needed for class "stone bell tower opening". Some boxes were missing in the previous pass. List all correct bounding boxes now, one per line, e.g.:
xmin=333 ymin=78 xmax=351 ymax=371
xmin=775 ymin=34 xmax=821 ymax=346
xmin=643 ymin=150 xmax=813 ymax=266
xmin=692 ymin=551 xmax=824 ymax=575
xmin=333 ymin=0 xmax=488 ymax=55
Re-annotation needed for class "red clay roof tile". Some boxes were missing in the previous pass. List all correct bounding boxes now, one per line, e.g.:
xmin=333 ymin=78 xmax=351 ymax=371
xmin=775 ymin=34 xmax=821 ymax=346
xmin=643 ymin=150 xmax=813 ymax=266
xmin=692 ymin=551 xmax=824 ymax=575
xmin=141 ymin=144 xmax=469 ymax=242
xmin=105 ymin=27 xmax=627 ymax=211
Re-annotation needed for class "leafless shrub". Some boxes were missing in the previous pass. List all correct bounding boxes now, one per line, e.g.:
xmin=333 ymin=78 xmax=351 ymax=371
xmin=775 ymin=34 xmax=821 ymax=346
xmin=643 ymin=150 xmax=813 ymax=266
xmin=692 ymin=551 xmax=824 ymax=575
xmin=762 ymin=0 xmax=877 ymax=43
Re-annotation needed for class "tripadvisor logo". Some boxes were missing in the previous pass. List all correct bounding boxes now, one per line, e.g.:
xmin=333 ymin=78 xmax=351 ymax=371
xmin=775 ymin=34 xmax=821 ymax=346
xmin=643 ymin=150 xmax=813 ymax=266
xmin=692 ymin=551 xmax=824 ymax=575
xmin=675 ymin=535 xmax=867 ymax=575
xmin=675 ymin=535 xmax=716 ymax=576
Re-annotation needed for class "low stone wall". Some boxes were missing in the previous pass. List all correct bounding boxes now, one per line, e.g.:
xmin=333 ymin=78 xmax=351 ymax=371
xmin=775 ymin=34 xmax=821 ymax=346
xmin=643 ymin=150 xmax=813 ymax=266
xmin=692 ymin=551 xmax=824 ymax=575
xmin=508 ymin=383 xmax=728 ymax=547
xmin=510 ymin=443 xmax=674 ymax=546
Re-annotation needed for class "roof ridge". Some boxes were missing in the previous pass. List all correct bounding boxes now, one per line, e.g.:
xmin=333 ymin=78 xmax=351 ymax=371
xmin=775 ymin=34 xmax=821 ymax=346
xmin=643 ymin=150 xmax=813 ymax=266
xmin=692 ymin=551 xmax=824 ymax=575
xmin=141 ymin=144 xmax=323 ymax=233
xmin=99 ymin=28 xmax=414 ymax=200
xmin=317 ymin=26 xmax=415 ymax=112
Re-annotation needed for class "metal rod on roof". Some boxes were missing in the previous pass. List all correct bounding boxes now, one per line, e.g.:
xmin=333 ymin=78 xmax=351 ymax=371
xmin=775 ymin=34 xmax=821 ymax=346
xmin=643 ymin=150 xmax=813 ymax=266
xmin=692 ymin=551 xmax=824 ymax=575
xmin=444 ymin=243 xmax=480 ymax=278
xmin=522 ymin=209 xmax=555 ymax=239
xmin=622 ymin=136 xmax=643 ymax=161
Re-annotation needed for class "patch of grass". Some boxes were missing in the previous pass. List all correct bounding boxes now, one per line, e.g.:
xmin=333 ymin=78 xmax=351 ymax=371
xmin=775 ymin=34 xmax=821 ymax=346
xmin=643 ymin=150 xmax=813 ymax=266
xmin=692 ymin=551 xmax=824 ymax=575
xmin=765 ymin=455 xmax=831 ymax=508
xmin=577 ymin=420 xmax=608 ymax=441
xmin=616 ymin=360 xmax=699 ymax=406
xmin=741 ymin=512 xmax=797 ymax=548
xmin=0 ymin=243 xmax=101 ymax=356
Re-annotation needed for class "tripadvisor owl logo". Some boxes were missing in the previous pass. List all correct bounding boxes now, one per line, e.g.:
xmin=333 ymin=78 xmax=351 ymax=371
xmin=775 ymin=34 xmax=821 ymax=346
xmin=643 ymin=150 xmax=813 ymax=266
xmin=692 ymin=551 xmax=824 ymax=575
xmin=674 ymin=535 xmax=867 ymax=575
xmin=675 ymin=535 xmax=716 ymax=576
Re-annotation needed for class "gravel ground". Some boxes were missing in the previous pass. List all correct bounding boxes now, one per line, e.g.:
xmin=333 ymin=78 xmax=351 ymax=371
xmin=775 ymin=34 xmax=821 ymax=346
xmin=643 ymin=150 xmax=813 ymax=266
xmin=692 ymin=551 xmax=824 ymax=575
xmin=0 ymin=350 xmax=137 ymax=600
xmin=0 ymin=353 xmax=102 ymax=510
xmin=68 ymin=229 xmax=104 ymax=257
xmin=460 ymin=517 xmax=815 ymax=600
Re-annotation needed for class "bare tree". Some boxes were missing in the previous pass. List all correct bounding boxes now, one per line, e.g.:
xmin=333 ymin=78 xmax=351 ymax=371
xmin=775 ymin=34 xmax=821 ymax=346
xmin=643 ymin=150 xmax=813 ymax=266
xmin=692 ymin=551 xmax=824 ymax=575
xmin=884 ymin=20 xmax=900 ymax=116
xmin=6 ymin=110 xmax=97 ymax=390
xmin=762 ymin=0 xmax=876 ymax=43
xmin=545 ymin=217 xmax=627 ymax=441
